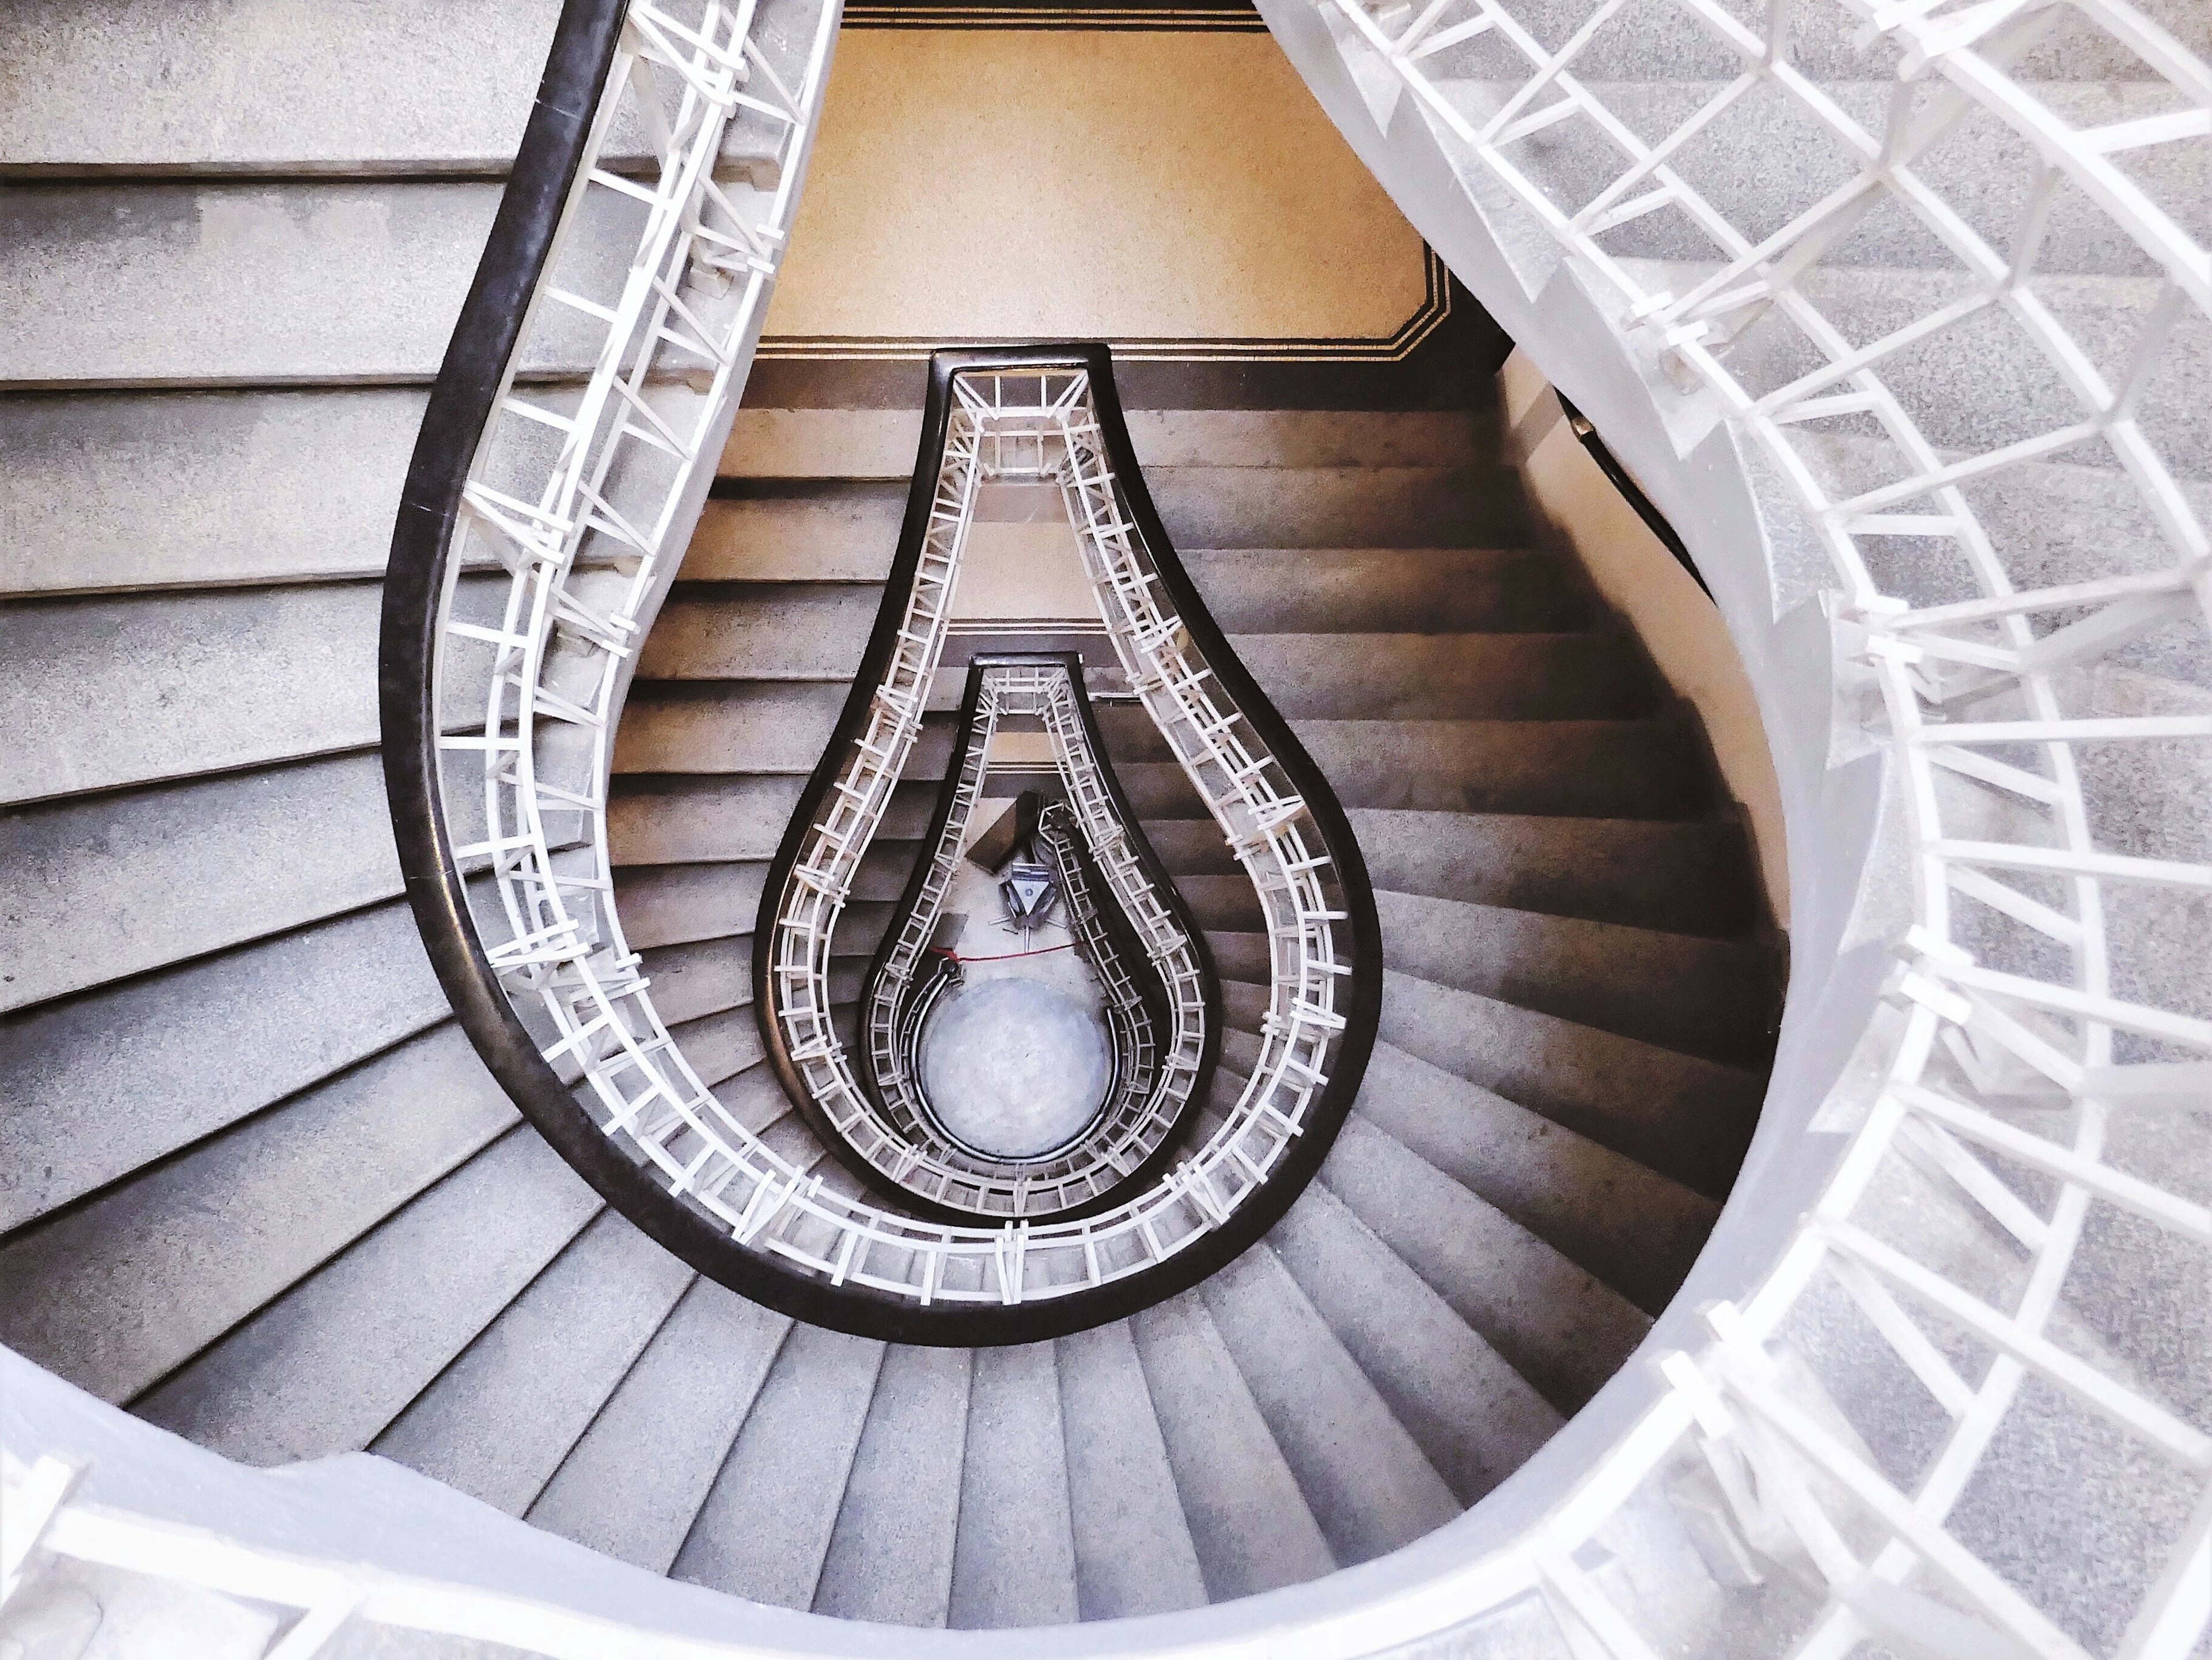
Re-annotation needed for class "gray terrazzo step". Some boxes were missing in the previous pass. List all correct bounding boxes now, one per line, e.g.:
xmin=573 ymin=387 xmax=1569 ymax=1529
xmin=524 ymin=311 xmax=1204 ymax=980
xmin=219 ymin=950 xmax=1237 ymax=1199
xmin=813 ymin=1345 xmax=972 ymax=1625
xmin=613 ymin=685 xmax=955 ymax=778
xmin=1183 ymin=546 xmax=1589 ymax=634
xmin=371 ymin=1212 xmax=695 ymax=1515
xmin=2 ymin=750 xmax=401 ymax=1015
xmin=0 ymin=897 xmax=446 ymax=1230
xmin=615 ymin=862 xmax=899 ymax=956
xmin=0 ymin=578 xmax=497 ymax=805
xmin=1375 ymin=887 xmax=1779 ymax=1065
xmin=1350 ymin=1040 xmax=1718 ymax=1314
xmin=715 ymin=408 xmax=1497 ymax=479
xmin=1264 ymin=1183 xmax=1563 ymax=1503
xmin=607 ymin=774 xmax=936 ymax=864
xmin=949 ymin=1343 xmax=1080 ymax=1629
xmin=0 ymin=1023 xmax=510 ymax=1403
xmin=132 ymin=1126 xmax=600 ymax=1463
xmin=679 ymin=484 xmax=906 ymax=583
xmin=1129 ymin=1292 xmax=1336 ymax=1601
xmin=1379 ymin=969 xmax=1762 ymax=1200
xmin=1234 ymin=630 xmax=1654 ymax=721
xmin=1293 ymin=717 xmax=1715 ymax=818
xmin=1320 ymin=1114 xmax=1652 ymax=1415
xmin=527 ymin=1278 xmax=791 ymax=1574
xmin=670 ymin=1324 xmax=887 ymax=1608
xmin=639 ymin=583 xmax=883 ymax=680
xmin=0 ymin=1 xmax=560 ymax=173
xmin=1350 ymin=807 xmax=1760 ymax=938
xmin=0 ymin=181 xmax=596 ymax=387
xmin=1150 ymin=466 xmax=1522 ymax=549
xmin=1054 ymin=1319 xmax=1208 ymax=1620
xmin=1196 ymin=1241 xmax=1461 ymax=1566
xmin=0 ymin=388 xmax=427 ymax=595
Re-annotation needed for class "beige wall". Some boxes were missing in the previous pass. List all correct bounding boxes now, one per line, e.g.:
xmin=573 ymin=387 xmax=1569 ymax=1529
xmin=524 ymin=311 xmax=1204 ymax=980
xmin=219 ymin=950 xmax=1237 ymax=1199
xmin=1501 ymin=350 xmax=1791 ymax=929
xmin=760 ymin=29 xmax=1430 ymax=351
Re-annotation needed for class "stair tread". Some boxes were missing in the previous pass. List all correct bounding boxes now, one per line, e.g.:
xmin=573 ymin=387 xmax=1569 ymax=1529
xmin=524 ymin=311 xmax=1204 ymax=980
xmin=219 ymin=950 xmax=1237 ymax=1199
xmin=1267 ymin=1182 xmax=1563 ymax=1504
xmin=1229 ymin=630 xmax=1656 ymax=721
xmin=813 ymin=1345 xmax=972 ymax=1626
xmin=1374 ymin=887 xmax=1778 ymax=1065
xmin=3 ymin=750 xmax=401 ymax=1015
xmin=132 ymin=1127 xmax=600 ymax=1465
xmin=1347 ymin=807 xmax=1760 ymax=937
xmin=1378 ymin=969 xmax=1760 ymax=1200
xmin=0 ymin=1024 xmax=512 ymax=1404
xmin=1352 ymin=1039 xmax=1718 ymax=1315
xmin=1129 ymin=1292 xmax=1335 ymax=1601
xmin=668 ymin=1324 xmax=886 ymax=1606
xmin=372 ymin=1211 xmax=695 ymax=1516
xmin=527 ymin=1277 xmax=790 ymax=1574
xmin=1054 ymin=1319 xmax=1209 ymax=1620
xmin=1196 ymin=1239 xmax=1463 ymax=1566
xmin=1321 ymin=1114 xmax=1651 ymax=1415
xmin=0 ymin=898 xmax=447 ymax=1232
xmin=949 ymin=1343 xmax=1080 ymax=1629
xmin=1183 ymin=545 xmax=1588 ymax=634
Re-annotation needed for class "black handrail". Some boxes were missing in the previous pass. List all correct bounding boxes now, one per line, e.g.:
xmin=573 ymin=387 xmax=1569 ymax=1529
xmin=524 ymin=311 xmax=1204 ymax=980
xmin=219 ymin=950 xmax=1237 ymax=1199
xmin=385 ymin=123 xmax=1379 ymax=1341
xmin=1556 ymin=392 xmax=1712 ymax=600
xmin=838 ymin=651 xmax=1218 ymax=1226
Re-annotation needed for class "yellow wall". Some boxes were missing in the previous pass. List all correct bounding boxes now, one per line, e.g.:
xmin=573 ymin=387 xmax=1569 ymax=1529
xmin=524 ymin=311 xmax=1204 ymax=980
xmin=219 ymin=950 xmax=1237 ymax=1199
xmin=759 ymin=30 xmax=1430 ymax=353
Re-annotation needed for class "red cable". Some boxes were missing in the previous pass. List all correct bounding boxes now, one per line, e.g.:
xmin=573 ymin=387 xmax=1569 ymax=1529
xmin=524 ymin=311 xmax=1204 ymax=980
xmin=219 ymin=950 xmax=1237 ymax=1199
xmin=930 ymin=942 xmax=1080 ymax=963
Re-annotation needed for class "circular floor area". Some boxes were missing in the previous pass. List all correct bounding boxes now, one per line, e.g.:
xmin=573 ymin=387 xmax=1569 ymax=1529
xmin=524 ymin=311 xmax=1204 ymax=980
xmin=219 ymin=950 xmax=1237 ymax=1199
xmin=918 ymin=976 xmax=1111 ymax=1159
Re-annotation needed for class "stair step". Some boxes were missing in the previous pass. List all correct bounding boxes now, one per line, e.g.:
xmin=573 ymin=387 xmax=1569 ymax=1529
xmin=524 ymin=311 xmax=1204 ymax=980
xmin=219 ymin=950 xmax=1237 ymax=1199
xmin=813 ymin=1345 xmax=972 ymax=1626
xmin=0 ymin=181 xmax=600 ymax=387
xmin=1352 ymin=1041 xmax=1718 ymax=1315
xmin=714 ymin=408 xmax=1497 ymax=478
xmin=640 ymin=583 xmax=882 ymax=681
xmin=132 ymin=1126 xmax=600 ymax=1463
xmin=1350 ymin=807 xmax=1760 ymax=937
xmin=1150 ymin=465 xmax=1522 ymax=549
xmin=0 ymin=1023 xmax=512 ymax=1404
xmin=1054 ymin=1319 xmax=1207 ymax=1620
xmin=1380 ymin=969 xmax=1760 ymax=1199
xmin=608 ymin=774 xmax=937 ymax=864
xmin=526 ymin=1277 xmax=790 ymax=1573
xmin=2 ymin=750 xmax=400 ymax=1014
xmin=0 ymin=0 xmax=560 ymax=172
xmin=0 ymin=897 xmax=446 ymax=1231
xmin=1184 ymin=546 xmax=1588 ymax=634
xmin=1295 ymin=717 xmax=1715 ymax=818
xmin=1375 ymin=888 xmax=1778 ymax=1065
xmin=1265 ymin=1183 xmax=1562 ymax=1504
xmin=1129 ymin=1292 xmax=1335 ymax=1601
xmin=372 ymin=1212 xmax=695 ymax=1515
xmin=669 ymin=1324 xmax=887 ymax=1607
xmin=1321 ymin=1115 xmax=1650 ymax=1415
xmin=614 ymin=858 xmax=906 ymax=951
xmin=949 ymin=1342 xmax=1080 ymax=1629
xmin=681 ymin=483 xmax=907 ymax=583
xmin=1196 ymin=1240 xmax=1462 ymax=1566
xmin=613 ymin=684 xmax=954 ymax=780
xmin=1108 ymin=708 xmax=1715 ymax=819
xmin=0 ymin=388 xmax=427 ymax=595
xmin=1232 ymin=631 xmax=1656 ymax=721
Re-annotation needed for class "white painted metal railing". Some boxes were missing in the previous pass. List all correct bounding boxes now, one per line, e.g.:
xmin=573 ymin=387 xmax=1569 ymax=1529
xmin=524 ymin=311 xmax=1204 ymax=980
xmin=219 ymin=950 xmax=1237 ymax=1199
xmin=745 ymin=365 xmax=1348 ymax=1300
xmin=1259 ymin=0 xmax=2212 ymax=1654
xmin=853 ymin=660 xmax=1202 ymax=1218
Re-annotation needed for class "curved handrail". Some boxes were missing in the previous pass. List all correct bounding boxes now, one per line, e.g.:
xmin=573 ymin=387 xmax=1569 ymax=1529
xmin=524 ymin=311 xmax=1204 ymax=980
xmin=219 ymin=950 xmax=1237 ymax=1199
xmin=842 ymin=651 xmax=1217 ymax=1226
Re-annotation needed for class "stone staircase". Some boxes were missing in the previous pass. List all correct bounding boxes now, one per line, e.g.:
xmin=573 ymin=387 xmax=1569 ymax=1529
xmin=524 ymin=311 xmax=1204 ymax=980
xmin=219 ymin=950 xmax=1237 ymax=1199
xmin=0 ymin=0 xmax=1801 ymax=1643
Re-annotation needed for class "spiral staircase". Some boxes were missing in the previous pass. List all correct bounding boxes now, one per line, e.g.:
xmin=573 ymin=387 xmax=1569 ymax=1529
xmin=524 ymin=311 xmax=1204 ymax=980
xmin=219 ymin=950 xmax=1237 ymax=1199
xmin=3 ymin=1 xmax=2208 ymax=1658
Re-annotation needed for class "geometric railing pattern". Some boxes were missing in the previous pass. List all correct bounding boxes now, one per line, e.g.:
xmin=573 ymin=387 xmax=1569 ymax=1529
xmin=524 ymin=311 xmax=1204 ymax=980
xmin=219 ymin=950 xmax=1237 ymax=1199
xmin=1292 ymin=1 xmax=2212 ymax=1655
xmin=846 ymin=656 xmax=1211 ymax=1224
